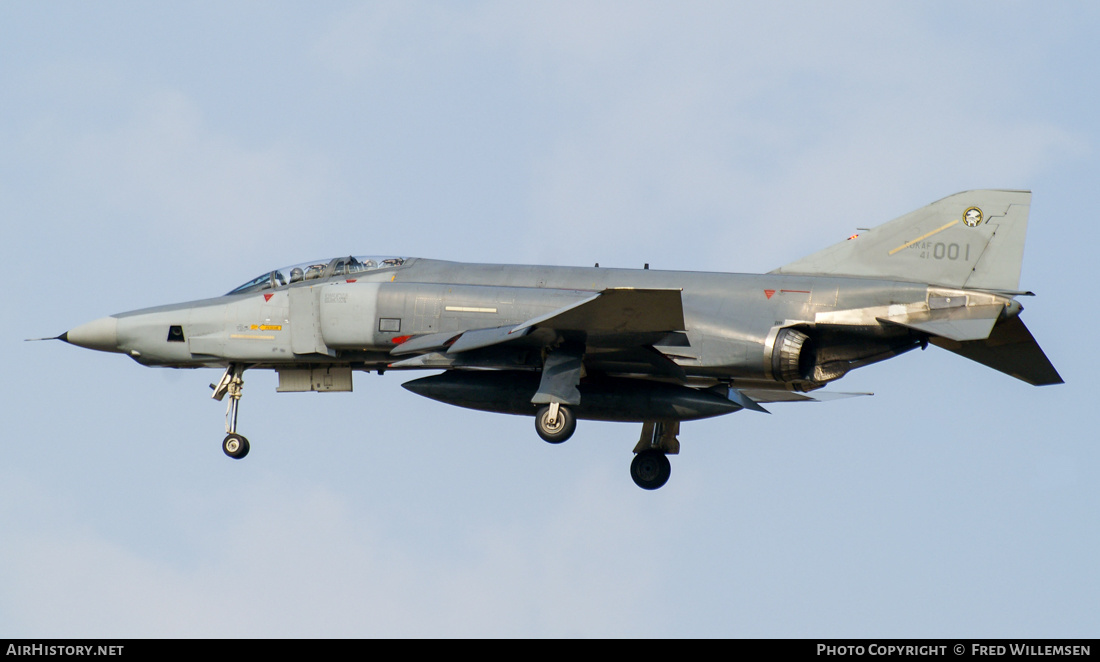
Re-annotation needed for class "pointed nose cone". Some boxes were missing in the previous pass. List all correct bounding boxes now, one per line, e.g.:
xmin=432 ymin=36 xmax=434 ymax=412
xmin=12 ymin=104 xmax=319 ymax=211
xmin=63 ymin=316 xmax=121 ymax=353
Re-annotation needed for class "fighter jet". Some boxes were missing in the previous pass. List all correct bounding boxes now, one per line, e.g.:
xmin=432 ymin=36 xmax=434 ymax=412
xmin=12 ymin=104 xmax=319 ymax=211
xmin=52 ymin=190 xmax=1061 ymax=489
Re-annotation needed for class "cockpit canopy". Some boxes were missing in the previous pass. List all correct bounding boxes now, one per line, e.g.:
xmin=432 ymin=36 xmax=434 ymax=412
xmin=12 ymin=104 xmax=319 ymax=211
xmin=226 ymin=256 xmax=408 ymax=295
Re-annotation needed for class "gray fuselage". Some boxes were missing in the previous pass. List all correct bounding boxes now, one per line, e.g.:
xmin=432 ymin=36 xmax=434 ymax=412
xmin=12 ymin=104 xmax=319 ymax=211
xmin=89 ymin=257 xmax=990 ymax=392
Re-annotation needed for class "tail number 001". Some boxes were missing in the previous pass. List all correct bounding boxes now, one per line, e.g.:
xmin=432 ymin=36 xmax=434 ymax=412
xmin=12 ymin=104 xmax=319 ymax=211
xmin=921 ymin=243 xmax=969 ymax=261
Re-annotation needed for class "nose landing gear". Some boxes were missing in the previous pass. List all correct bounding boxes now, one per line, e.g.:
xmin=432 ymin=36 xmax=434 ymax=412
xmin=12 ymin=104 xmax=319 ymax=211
xmin=212 ymin=364 xmax=250 ymax=460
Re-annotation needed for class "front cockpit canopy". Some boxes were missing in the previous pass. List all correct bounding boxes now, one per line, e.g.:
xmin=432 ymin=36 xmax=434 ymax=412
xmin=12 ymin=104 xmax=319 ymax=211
xmin=226 ymin=256 xmax=408 ymax=295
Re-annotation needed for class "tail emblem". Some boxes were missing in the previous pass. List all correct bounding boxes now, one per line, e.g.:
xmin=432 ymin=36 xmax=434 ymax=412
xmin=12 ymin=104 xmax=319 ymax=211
xmin=963 ymin=207 xmax=984 ymax=227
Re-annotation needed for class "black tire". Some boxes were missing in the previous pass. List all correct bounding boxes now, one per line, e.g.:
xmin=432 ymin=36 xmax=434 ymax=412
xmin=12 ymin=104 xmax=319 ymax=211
xmin=630 ymin=450 xmax=671 ymax=490
xmin=535 ymin=404 xmax=576 ymax=443
xmin=222 ymin=433 xmax=250 ymax=459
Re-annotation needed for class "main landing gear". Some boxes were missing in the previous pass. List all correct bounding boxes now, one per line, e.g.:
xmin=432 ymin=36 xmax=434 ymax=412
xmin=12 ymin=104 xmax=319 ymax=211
xmin=630 ymin=451 xmax=671 ymax=490
xmin=534 ymin=405 xmax=677 ymax=490
xmin=629 ymin=421 xmax=678 ymax=490
xmin=212 ymin=364 xmax=250 ymax=459
xmin=535 ymin=402 xmax=576 ymax=443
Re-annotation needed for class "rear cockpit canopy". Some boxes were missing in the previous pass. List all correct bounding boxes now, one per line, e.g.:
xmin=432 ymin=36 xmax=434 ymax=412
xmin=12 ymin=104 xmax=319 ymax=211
xmin=226 ymin=256 xmax=408 ymax=295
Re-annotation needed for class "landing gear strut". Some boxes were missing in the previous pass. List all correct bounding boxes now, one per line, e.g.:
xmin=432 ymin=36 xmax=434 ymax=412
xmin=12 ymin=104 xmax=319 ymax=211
xmin=535 ymin=402 xmax=576 ymax=443
xmin=212 ymin=364 xmax=250 ymax=459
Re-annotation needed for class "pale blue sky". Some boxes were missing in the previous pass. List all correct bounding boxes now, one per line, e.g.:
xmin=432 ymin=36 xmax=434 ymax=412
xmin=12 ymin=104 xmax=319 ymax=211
xmin=2 ymin=2 xmax=1097 ymax=636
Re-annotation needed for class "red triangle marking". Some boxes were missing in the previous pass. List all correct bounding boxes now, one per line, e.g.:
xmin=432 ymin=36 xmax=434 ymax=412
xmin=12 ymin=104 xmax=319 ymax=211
xmin=263 ymin=293 xmax=273 ymax=302
xmin=764 ymin=289 xmax=775 ymax=299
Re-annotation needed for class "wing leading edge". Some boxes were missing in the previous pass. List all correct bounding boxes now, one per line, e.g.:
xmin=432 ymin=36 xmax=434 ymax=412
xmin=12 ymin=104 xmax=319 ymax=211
xmin=391 ymin=287 xmax=686 ymax=358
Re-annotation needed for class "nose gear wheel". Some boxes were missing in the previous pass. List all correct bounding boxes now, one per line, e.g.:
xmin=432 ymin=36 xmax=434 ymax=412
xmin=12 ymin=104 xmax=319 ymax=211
xmin=222 ymin=433 xmax=250 ymax=459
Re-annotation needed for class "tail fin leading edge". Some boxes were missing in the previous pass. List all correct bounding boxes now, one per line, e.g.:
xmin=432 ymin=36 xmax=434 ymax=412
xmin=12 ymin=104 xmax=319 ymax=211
xmin=773 ymin=190 xmax=1032 ymax=291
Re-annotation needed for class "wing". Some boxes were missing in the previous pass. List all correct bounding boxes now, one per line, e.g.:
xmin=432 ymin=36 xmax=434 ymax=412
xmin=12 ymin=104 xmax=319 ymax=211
xmin=390 ymin=288 xmax=688 ymax=404
xmin=391 ymin=288 xmax=686 ymax=358
xmin=511 ymin=287 xmax=685 ymax=338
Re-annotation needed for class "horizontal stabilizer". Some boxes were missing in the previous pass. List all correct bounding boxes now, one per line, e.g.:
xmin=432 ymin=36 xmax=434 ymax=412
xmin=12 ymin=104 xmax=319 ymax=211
xmin=929 ymin=316 xmax=1063 ymax=386
xmin=877 ymin=304 xmax=1004 ymax=342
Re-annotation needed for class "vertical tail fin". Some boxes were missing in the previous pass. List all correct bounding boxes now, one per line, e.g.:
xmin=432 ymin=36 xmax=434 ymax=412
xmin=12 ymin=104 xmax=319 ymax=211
xmin=773 ymin=190 xmax=1032 ymax=291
